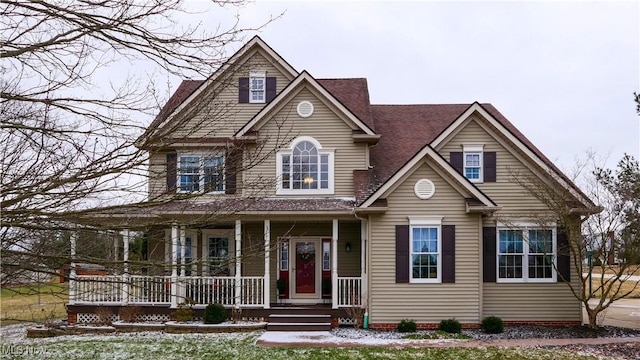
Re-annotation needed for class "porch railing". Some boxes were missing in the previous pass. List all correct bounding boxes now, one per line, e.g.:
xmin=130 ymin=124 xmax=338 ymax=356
xmin=337 ymin=277 xmax=362 ymax=307
xmin=74 ymin=275 xmax=264 ymax=307
xmin=181 ymin=276 xmax=264 ymax=307
xmin=75 ymin=275 xmax=124 ymax=304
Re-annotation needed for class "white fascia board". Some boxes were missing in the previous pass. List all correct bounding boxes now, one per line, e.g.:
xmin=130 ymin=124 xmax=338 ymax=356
xmin=235 ymin=71 xmax=376 ymax=137
xmin=155 ymin=37 xmax=298 ymax=136
xmin=433 ymin=102 xmax=592 ymax=208
xmin=359 ymin=145 xmax=496 ymax=208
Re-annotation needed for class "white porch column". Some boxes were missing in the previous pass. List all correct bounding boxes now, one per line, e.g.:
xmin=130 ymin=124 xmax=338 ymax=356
xmin=113 ymin=236 xmax=119 ymax=269
xmin=235 ymin=220 xmax=242 ymax=308
xmin=178 ymin=226 xmax=186 ymax=303
xmin=179 ymin=227 xmax=186 ymax=277
xmin=331 ymin=219 xmax=339 ymax=309
xmin=360 ymin=220 xmax=367 ymax=304
xmin=264 ymin=220 xmax=271 ymax=309
xmin=122 ymin=230 xmax=130 ymax=305
xmin=170 ymin=224 xmax=178 ymax=308
xmin=69 ymin=230 xmax=78 ymax=305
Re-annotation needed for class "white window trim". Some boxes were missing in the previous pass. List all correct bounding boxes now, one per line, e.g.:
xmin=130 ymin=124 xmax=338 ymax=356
xmin=496 ymin=223 xmax=557 ymax=283
xmin=249 ymin=70 xmax=266 ymax=104
xmin=177 ymin=152 xmax=225 ymax=194
xmin=409 ymin=217 xmax=442 ymax=284
xmin=276 ymin=136 xmax=335 ymax=195
xmin=463 ymin=144 xmax=484 ymax=183
xmin=203 ymin=229 xmax=235 ymax=276
xmin=279 ymin=238 xmax=289 ymax=271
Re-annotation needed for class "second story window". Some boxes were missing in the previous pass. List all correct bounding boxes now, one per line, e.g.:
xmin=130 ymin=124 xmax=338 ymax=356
xmin=463 ymin=144 xmax=484 ymax=183
xmin=178 ymin=154 xmax=224 ymax=193
xmin=249 ymin=71 xmax=265 ymax=103
xmin=276 ymin=137 xmax=334 ymax=195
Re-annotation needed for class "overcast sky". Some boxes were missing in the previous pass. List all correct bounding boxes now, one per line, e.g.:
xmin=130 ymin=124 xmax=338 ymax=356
xmin=181 ymin=0 xmax=639 ymax=172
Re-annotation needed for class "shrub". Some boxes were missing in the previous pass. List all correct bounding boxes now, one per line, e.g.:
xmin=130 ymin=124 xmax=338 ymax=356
xmin=397 ymin=319 xmax=417 ymax=333
xmin=118 ymin=306 xmax=142 ymax=323
xmin=203 ymin=303 xmax=227 ymax=324
xmin=439 ymin=318 xmax=461 ymax=334
xmin=481 ymin=316 xmax=504 ymax=334
xmin=172 ymin=300 xmax=194 ymax=322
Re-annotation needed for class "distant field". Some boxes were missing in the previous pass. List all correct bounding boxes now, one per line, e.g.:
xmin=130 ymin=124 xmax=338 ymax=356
xmin=0 ymin=283 xmax=68 ymax=325
xmin=585 ymin=265 xmax=640 ymax=298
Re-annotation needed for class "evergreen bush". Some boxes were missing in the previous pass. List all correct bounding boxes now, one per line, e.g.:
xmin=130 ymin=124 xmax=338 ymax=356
xmin=203 ymin=303 xmax=227 ymax=324
xmin=438 ymin=318 xmax=461 ymax=334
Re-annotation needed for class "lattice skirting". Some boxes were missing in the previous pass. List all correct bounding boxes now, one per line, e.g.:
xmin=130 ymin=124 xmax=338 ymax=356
xmin=77 ymin=313 xmax=171 ymax=324
xmin=338 ymin=317 xmax=355 ymax=326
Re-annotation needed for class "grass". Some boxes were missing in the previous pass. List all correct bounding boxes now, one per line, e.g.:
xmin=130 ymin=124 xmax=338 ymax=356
xmin=0 ymin=332 xmax=607 ymax=360
xmin=402 ymin=330 xmax=471 ymax=340
xmin=587 ymin=277 xmax=640 ymax=298
xmin=0 ymin=283 xmax=68 ymax=326
xmin=582 ymin=264 xmax=640 ymax=298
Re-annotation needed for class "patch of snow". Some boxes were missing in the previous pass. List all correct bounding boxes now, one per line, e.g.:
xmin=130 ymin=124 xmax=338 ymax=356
xmin=258 ymin=331 xmax=455 ymax=346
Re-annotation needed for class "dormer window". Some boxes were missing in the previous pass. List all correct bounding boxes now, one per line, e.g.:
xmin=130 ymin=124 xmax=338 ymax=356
xmin=238 ymin=72 xmax=277 ymax=104
xmin=178 ymin=154 xmax=224 ymax=193
xmin=450 ymin=146 xmax=496 ymax=183
xmin=463 ymin=144 xmax=484 ymax=183
xmin=276 ymin=137 xmax=334 ymax=195
xmin=249 ymin=71 xmax=265 ymax=103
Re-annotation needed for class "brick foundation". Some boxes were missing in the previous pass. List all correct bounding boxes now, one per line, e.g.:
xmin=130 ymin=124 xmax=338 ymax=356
xmin=67 ymin=312 xmax=77 ymax=324
xmin=502 ymin=321 xmax=582 ymax=327
xmin=370 ymin=323 xmax=479 ymax=330
xmin=369 ymin=320 xmax=580 ymax=331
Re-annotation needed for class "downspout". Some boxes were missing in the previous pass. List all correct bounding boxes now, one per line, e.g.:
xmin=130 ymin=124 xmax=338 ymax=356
xmin=353 ymin=209 xmax=369 ymax=328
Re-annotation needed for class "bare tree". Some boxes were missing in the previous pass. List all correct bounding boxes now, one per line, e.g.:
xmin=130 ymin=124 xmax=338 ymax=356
xmin=1 ymin=0 xmax=284 ymax=290
xmin=512 ymin=151 xmax=639 ymax=329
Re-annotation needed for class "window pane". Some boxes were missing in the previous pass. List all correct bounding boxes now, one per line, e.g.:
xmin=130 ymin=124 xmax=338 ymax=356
xmin=528 ymin=255 xmax=553 ymax=279
xmin=411 ymin=226 xmax=439 ymax=279
xmin=322 ymin=242 xmax=330 ymax=271
xmin=529 ymin=229 xmax=552 ymax=254
xmin=208 ymin=237 xmax=229 ymax=275
xmin=498 ymin=254 xmax=523 ymax=279
xmin=499 ymin=230 xmax=523 ymax=253
xmin=203 ymin=156 xmax=223 ymax=192
xmin=280 ymin=241 xmax=289 ymax=271
xmin=465 ymin=153 xmax=480 ymax=166
xmin=465 ymin=167 xmax=480 ymax=179
xmin=179 ymin=156 xmax=200 ymax=192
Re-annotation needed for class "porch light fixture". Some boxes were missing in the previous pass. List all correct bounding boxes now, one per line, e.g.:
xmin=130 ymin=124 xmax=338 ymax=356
xmin=345 ymin=242 xmax=351 ymax=252
xmin=303 ymin=176 xmax=314 ymax=184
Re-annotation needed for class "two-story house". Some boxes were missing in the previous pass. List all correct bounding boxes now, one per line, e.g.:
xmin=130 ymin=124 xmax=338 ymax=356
xmin=67 ymin=36 xmax=596 ymax=329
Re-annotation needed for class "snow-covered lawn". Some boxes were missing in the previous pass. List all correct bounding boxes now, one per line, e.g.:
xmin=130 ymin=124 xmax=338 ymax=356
xmin=0 ymin=323 xmax=633 ymax=360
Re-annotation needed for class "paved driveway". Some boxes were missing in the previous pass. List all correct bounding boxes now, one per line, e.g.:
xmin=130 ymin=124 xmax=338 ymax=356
xmin=584 ymin=298 xmax=640 ymax=329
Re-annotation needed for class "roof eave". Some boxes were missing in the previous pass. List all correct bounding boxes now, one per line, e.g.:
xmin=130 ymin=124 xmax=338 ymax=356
xmin=352 ymin=133 xmax=381 ymax=144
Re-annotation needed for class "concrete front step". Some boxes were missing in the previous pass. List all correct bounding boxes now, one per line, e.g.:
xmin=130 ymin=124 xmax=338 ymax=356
xmin=266 ymin=322 xmax=332 ymax=331
xmin=267 ymin=314 xmax=332 ymax=331
xmin=268 ymin=314 xmax=331 ymax=323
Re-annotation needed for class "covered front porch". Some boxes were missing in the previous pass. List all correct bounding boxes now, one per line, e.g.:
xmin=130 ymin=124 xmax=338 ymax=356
xmin=67 ymin=218 xmax=367 ymax=317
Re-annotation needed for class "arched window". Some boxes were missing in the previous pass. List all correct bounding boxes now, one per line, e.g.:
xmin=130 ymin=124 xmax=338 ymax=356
xmin=277 ymin=137 xmax=334 ymax=194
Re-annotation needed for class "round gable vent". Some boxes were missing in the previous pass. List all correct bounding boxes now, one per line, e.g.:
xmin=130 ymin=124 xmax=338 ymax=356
xmin=414 ymin=179 xmax=435 ymax=199
xmin=297 ymin=101 xmax=314 ymax=118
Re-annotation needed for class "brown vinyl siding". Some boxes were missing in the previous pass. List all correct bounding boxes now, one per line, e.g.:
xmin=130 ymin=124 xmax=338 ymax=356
xmin=244 ymin=88 xmax=368 ymax=197
xmin=368 ymin=163 xmax=481 ymax=324
xmin=482 ymin=281 xmax=581 ymax=321
xmin=148 ymin=151 xmax=168 ymax=198
xmin=169 ymin=51 xmax=291 ymax=139
xmin=439 ymin=115 xmax=581 ymax=323
xmin=439 ymin=117 xmax=549 ymax=222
